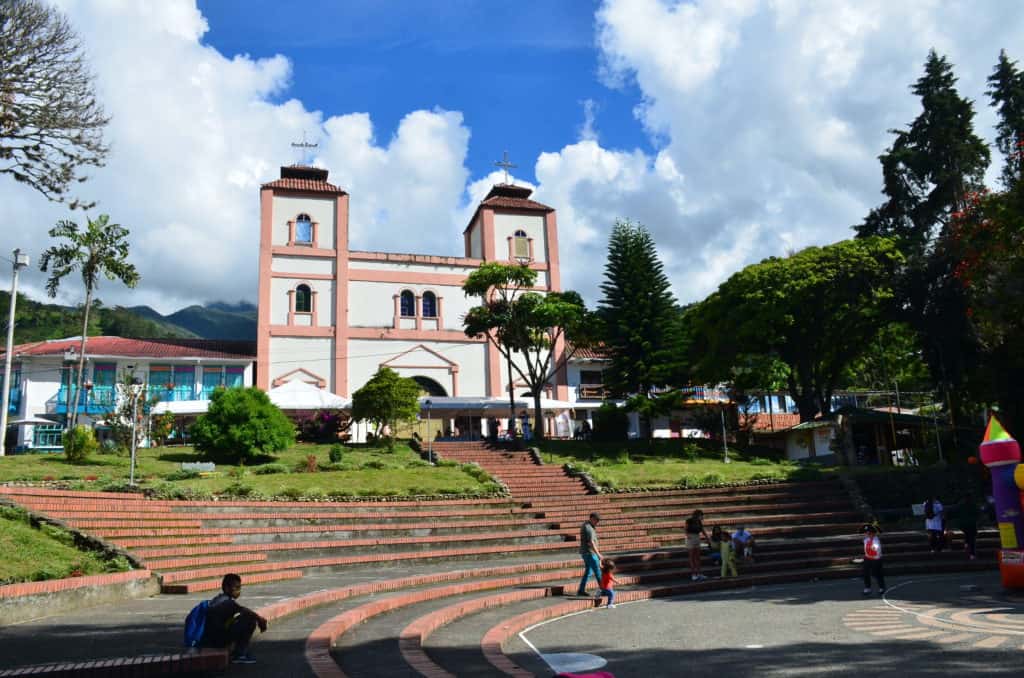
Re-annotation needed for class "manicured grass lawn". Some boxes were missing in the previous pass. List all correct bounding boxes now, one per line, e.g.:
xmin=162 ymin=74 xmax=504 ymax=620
xmin=0 ymin=506 xmax=131 ymax=585
xmin=534 ymin=439 xmax=831 ymax=489
xmin=0 ymin=443 xmax=500 ymax=498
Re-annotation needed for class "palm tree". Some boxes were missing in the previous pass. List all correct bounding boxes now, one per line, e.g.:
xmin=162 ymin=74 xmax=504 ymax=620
xmin=39 ymin=214 xmax=140 ymax=429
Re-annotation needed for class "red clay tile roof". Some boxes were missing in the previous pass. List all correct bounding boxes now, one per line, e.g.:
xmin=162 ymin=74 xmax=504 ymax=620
xmin=480 ymin=195 xmax=554 ymax=211
xmin=568 ymin=343 xmax=609 ymax=360
xmin=750 ymin=413 xmax=802 ymax=432
xmin=4 ymin=337 xmax=256 ymax=360
xmin=261 ymin=177 xmax=347 ymax=195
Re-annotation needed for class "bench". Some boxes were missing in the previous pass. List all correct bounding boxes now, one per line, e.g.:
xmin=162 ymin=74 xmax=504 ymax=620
xmin=181 ymin=462 xmax=216 ymax=477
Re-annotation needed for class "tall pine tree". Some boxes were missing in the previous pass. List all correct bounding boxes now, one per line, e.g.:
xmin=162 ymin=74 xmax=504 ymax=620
xmin=856 ymin=50 xmax=990 ymax=428
xmin=597 ymin=220 xmax=684 ymax=434
xmin=987 ymin=50 xmax=1024 ymax=188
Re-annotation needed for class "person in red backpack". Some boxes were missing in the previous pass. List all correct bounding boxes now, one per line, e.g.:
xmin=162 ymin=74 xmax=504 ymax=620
xmin=861 ymin=524 xmax=885 ymax=596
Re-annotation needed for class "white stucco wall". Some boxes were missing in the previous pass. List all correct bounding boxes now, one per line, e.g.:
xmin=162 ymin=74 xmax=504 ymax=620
xmin=468 ymin=217 xmax=482 ymax=258
xmin=493 ymin=213 xmax=547 ymax=263
xmin=269 ymin=278 xmax=335 ymax=326
xmin=347 ymin=280 xmax=469 ymax=328
xmin=271 ymin=256 xmax=335 ymax=276
xmin=269 ymin=336 xmax=335 ymax=387
xmin=349 ymin=261 xmax=478 ymax=276
xmin=347 ymin=339 xmax=488 ymax=397
xmin=271 ymin=195 xmax=337 ymax=249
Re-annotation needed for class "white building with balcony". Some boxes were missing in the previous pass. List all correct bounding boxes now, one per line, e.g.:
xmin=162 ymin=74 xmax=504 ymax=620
xmin=0 ymin=336 xmax=255 ymax=452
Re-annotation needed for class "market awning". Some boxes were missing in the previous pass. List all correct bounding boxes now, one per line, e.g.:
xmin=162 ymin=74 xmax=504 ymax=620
xmin=267 ymin=380 xmax=350 ymax=410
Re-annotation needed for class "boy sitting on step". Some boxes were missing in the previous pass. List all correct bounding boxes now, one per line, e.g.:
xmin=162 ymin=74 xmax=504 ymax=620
xmin=201 ymin=573 xmax=268 ymax=664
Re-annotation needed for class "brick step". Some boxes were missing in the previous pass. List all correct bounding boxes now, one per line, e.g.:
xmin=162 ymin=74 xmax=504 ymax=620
xmin=537 ymin=502 xmax=857 ymax=521
xmin=159 ymin=539 xmax=664 ymax=593
xmin=90 ymin=516 xmax=559 ymax=538
xmin=52 ymin=508 xmax=545 ymax=525
xmin=0 ymin=649 xmax=229 ymax=678
xmin=615 ymin=497 xmax=855 ymax=512
xmin=135 ymin=552 xmax=269 ymax=570
xmin=107 ymin=535 xmax=235 ymax=548
xmin=639 ymin=510 xmax=863 ymax=528
xmin=647 ymin=521 xmax=864 ymax=541
xmin=602 ymin=482 xmax=843 ymax=498
xmin=5 ymin=492 xmax=519 ymax=509
xmin=142 ymin=533 xmax=661 ymax=566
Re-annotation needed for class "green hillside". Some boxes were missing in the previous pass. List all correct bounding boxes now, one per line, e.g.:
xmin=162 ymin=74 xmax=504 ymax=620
xmin=128 ymin=301 xmax=256 ymax=340
xmin=0 ymin=292 xmax=196 ymax=344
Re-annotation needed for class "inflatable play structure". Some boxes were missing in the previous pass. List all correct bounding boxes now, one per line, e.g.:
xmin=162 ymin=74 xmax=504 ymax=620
xmin=979 ymin=415 xmax=1024 ymax=588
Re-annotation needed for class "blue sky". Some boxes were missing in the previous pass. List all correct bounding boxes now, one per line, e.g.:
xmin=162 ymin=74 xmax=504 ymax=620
xmin=4 ymin=2 xmax=1023 ymax=313
xmin=196 ymin=0 xmax=651 ymax=185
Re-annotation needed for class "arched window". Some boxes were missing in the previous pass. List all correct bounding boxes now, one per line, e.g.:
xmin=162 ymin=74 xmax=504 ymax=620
xmin=513 ymin=229 xmax=530 ymax=260
xmin=295 ymin=213 xmax=313 ymax=244
xmin=422 ymin=291 xmax=437 ymax=318
xmin=295 ymin=284 xmax=312 ymax=313
xmin=400 ymin=290 xmax=416 ymax=317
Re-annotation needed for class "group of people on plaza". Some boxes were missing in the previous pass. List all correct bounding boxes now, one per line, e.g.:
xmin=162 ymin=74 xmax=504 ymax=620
xmin=575 ymin=509 xmax=758 ymax=608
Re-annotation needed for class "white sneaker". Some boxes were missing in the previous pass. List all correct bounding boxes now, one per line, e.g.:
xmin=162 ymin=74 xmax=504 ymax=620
xmin=695 ymin=574 xmax=707 ymax=581
xmin=606 ymin=604 xmax=616 ymax=609
xmin=691 ymin=574 xmax=698 ymax=581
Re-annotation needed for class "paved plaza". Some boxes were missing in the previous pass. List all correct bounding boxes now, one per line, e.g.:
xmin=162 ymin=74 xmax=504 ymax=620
xmin=507 ymin=572 xmax=1020 ymax=678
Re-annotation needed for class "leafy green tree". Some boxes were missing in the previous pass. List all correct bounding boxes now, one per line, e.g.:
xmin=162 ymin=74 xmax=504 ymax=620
xmin=856 ymin=50 xmax=991 ymax=426
xmin=61 ymin=424 xmax=97 ymax=462
xmin=597 ymin=220 xmax=685 ymax=435
xmin=350 ymin=367 xmax=421 ymax=449
xmin=0 ymin=0 xmax=109 ymax=208
xmin=462 ymin=262 xmax=593 ymax=439
xmin=190 ymin=387 xmax=295 ymax=462
xmin=840 ymin=322 xmax=933 ymax=392
xmin=987 ymin=50 xmax=1024 ymax=188
xmin=689 ymin=238 xmax=902 ymax=422
xmin=39 ymin=214 xmax=140 ymax=428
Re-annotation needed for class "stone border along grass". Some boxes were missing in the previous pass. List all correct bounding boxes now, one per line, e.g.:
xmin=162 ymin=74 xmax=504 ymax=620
xmin=594 ymin=474 xmax=836 ymax=493
xmin=1 ymin=480 xmax=510 ymax=503
xmin=1 ymin=570 xmax=160 ymax=626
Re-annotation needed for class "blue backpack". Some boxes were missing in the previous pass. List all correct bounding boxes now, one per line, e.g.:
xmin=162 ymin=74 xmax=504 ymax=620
xmin=183 ymin=600 xmax=209 ymax=648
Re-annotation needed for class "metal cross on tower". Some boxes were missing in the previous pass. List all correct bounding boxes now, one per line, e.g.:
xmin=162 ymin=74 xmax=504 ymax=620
xmin=494 ymin=150 xmax=517 ymax=184
xmin=291 ymin=131 xmax=318 ymax=166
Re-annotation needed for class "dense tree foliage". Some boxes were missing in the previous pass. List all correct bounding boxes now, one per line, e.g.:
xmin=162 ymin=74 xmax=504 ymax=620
xmin=987 ymin=50 xmax=1024 ymax=188
xmin=688 ymin=238 xmax=902 ymax=422
xmin=0 ymin=0 xmax=109 ymax=208
xmin=856 ymin=50 xmax=991 ymax=425
xmin=463 ymin=262 xmax=593 ymax=438
xmin=350 ymin=367 xmax=421 ymax=449
xmin=190 ymin=387 xmax=295 ymax=462
xmin=597 ymin=220 xmax=685 ymax=434
xmin=39 ymin=215 xmax=139 ymax=428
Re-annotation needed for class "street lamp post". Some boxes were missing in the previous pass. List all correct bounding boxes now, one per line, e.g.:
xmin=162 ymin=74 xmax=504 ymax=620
xmin=720 ymin=406 xmax=730 ymax=464
xmin=127 ymin=371 xmax=143 ymax=485
xmin=425 ymin=399 xmax=433 ymax=463
xmin=63 ymin=348 xmax=77 ymax=431
xmin=0 ymin=249 xmax=30 ymax=456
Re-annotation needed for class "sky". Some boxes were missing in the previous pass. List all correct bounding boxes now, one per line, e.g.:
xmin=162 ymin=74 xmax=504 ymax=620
xmin=4 ymin=0 xmax=1024 ymax=314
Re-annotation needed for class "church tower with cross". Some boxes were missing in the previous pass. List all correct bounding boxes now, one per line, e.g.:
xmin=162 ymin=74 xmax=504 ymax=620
xmin=255 ymin=152 xmax=570 ymax=433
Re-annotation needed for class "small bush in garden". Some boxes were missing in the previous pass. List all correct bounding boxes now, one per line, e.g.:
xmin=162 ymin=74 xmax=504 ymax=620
xmin=190 ymin=387 xmax=295 ymax=463
xmin=227 ymin=466 xmax=246 ymax=480
xmin=63 ymin=425 xmax=99 ymax=462
xmin=222 ymin=482 xmax=255 ymax=497
xmin=789 ymin=465 xmax=823 ymax=482
xmin=361 ymin=460 xmax=387 ymax=470
xmin=164 ymin=468 xmax=201 ymax=481
xmin=699 ymin=472 xmax=726 ymax=486
xmin=253 ymin=463 xmax=289 ymax=475
xmin=277 ymin=487 xmax=303 ymax=500
xmin=329 ymin=444 xmax=344 ymax=463
xmin=305 ymin=454 xmax=319 ymax=473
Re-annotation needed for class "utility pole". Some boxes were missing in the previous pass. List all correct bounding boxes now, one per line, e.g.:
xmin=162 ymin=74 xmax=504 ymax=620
xmin=0 ymin=249 xmax=30 ymax=456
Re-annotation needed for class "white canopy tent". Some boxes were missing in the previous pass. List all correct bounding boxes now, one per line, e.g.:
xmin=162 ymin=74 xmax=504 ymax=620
xmin=267 ymin=380 xmax=350 ymax=410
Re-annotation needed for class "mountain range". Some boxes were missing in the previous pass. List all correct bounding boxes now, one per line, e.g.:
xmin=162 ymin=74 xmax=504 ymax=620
xmin=1 ymin=292 xmax=257 ymax=344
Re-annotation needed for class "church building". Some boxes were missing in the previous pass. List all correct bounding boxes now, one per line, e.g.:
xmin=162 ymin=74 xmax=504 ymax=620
xmin=255 ymin=164 xmax=573 ymax=434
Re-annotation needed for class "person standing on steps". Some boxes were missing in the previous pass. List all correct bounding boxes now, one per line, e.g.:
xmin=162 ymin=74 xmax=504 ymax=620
xmin=953 ymin=494 xmax=980 ymax=560
xmin=577 ymin=512 xmax=603 ymax=596
xmin=924 ymin=495 xmax=945 ymax=552
xmin=685 ymin=509 xmax=709 ymax=581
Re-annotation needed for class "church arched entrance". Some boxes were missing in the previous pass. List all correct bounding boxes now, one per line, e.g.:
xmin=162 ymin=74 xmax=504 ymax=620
xmin=412 ymin=376 xmax=448 ymax=397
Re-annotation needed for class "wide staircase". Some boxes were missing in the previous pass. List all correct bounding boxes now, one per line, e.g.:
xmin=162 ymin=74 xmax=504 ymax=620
xmin=0 ymin=447 xmax=999 ymax=677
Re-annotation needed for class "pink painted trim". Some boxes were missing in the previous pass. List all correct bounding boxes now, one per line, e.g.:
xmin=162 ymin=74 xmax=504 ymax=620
xmin=348 ymin=327 xmax=483 ymax=343
xmin=349 ymin=269 xmax=473 ymax=286
xmin=392 ymin=294 xmax=401 ymax=329
xmin=380 ymin=344 xmax=460 ymax=397
xmin=349 ymin=250 xmax=482 ymax=267
xmin=287 ymin=289 xmax=295 ymax=325
xmin=272 ymin=367 xmax=327 ymax=389
xmin=486 ymin=340 xmax=502 ymax=397
xmin=272 ymin=272 xmax=334 ymax=280
xmin=553 ymin=333 xmax=570 ymax=400
xmin=545 ymin=211 xmax=561 ymax=291
xmin=256 ymin=189 xmax=274 ymax=389
xmin=334 ymin=194 xmax=350 ymax=396
xmin=269 ymin=326 xmax=334 ymax=337
xmin=481 ymin=209 xmax=496 ymax=261
xmin=272 ymin=246 xmax=335 ymax=258
xmin=311 ymin=290 xmax=319 ymax=327
xmin=528 ymin=237 xmax=535 ymax=261
xmin=436 ymin=296 xmax=444 ymax=330
xmin=506 ymin=235 xmax=513 ymax=261
xmin=312 ymin=221 xmax=319 ymax=248
xmin=415 ymin=295 xmax=423 ymax=330
xmin=287 ymin=220 xmax=295 ymax=246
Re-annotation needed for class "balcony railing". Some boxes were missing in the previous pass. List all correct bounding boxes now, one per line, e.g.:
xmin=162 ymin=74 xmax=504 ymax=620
xmin=677 ymin=385 xmax=731 ymax=403
xmin=54 ymin=385 xmax=116 ymax=414
xmin=577 ymin=384 xmax=609 ymax=400
xmin=153 ymin=385 xmax=199 ymax=402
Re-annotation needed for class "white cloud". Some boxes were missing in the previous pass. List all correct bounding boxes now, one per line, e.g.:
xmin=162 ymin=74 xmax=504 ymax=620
xmin=533 ymin=0 xmax=1024 ymax=306
xmin=2 ymin=1 xmax=472 ymax=314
